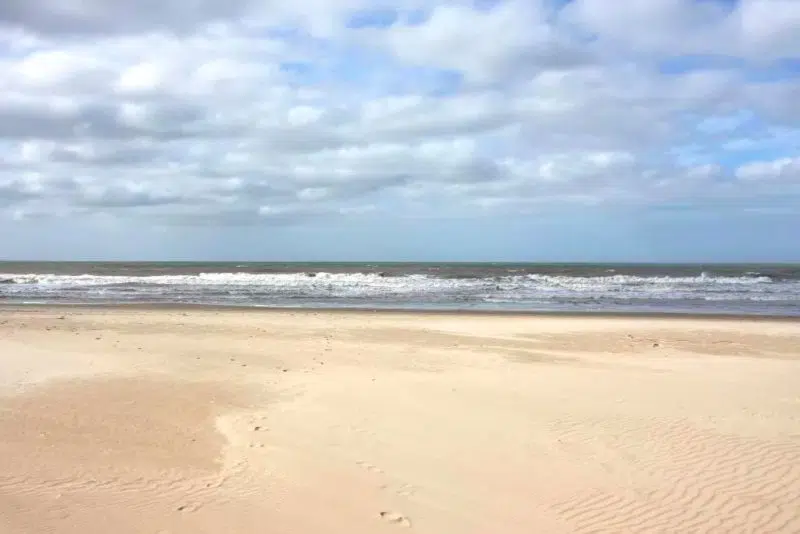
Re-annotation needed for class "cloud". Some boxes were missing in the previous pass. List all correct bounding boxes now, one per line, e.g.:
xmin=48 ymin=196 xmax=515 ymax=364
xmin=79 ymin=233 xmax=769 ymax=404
xmin=735 ymin=157 xmax=800 ymax=182
xmin=563 ymin=0 xmax=800 ymax=60
xmin=0 ymin=0 xmax=798 ymax=236
xmin=0 ymin=178 xmax=38 ymax=206
xmin=376 ymin=1 xmax=591 ymax=84
xmin=0 ymin=0 xmax=256 ymax=35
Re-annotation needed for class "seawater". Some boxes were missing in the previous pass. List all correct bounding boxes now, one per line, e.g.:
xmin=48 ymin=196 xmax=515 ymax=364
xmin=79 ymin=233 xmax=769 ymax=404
xmin=1 ymin=262 xmax=798 ymax=316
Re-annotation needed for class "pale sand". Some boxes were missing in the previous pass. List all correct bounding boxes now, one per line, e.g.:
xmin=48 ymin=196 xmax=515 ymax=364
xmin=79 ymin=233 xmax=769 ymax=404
xmin=1 ymin=307 xmax=799 ymax=534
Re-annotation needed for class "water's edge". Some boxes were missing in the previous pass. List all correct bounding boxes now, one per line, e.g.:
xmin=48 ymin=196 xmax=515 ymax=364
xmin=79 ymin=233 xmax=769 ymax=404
xmin=2 ymin=302 xmax=799 ymax=321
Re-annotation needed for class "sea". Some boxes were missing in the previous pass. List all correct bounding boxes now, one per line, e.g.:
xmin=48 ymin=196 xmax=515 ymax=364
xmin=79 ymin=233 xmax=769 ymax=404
xmin=1 ymin=262 xmax=799 ymax=316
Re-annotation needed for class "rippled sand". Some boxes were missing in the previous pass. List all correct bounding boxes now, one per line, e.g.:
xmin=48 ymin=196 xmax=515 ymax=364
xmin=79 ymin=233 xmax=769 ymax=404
xmin=1 ymin=307 xmax=799 ymax=533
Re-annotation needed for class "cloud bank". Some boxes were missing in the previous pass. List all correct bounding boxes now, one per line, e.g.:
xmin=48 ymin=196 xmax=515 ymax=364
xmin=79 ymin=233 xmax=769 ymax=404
xmin=0 ymin=0 xmax=798 ymax=259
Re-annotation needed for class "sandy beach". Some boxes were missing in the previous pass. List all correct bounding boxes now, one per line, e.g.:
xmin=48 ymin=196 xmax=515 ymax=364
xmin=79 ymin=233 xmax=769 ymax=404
xmin=1 ymin=307 xmax=799 ymax=534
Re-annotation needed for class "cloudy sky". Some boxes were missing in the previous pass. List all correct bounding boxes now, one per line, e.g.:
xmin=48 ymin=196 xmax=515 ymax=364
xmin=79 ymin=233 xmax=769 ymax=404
xmin=0 ymin=0 xmax=798 ymax=261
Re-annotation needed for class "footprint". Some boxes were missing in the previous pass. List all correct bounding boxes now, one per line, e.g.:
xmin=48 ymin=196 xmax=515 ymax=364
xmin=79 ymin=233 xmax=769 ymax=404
xmin=395 ymin=484 xmax=417 ymax=497
xmin=379 ymin=511 xmax=411 ymax=527
xmin=356 ymin=461 xmax=383 ymax=474
xmin=176 ymin=502 xmax=202 ymax=513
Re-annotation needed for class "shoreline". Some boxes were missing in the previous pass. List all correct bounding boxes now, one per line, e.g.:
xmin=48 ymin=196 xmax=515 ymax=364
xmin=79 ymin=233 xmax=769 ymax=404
xmin=2 ymin=302 xmax=799 ymax=321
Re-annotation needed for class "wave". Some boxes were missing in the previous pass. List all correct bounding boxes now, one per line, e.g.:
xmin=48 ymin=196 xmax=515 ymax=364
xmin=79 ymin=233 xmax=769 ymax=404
xmin=3 ymin=271 xmax=796 ymax=316
xmin=2 ymin=271 xmax=775 ymax=287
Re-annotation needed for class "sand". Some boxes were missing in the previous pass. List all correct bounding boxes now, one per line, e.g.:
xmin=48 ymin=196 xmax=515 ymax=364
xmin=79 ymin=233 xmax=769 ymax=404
xmin=1 ymin=307 xmax=799 ymax=534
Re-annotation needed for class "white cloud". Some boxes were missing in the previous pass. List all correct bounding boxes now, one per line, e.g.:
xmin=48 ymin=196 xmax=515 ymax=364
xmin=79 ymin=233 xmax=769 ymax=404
xmin=563 ymin=0 xmax=800 ymax=60
xmin=0 ymin=0 xmax=798 ymax=231
xmin=740 ymin=0 xmax=800 ymax=59
xmin=735 ymin=157 xmax=800 ymax=182
xmin=378 ymin=1 xmax=589 ymax=84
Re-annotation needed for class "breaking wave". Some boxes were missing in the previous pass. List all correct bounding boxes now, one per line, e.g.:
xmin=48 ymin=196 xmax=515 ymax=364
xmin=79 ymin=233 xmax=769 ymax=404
xmin=1 ymin=270 xmax=797 ymax=316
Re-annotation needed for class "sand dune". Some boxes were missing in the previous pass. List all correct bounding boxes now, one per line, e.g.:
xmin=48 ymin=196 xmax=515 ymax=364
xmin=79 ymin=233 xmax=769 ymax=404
xmin=1 ymin=307 xmax=799 ymax=533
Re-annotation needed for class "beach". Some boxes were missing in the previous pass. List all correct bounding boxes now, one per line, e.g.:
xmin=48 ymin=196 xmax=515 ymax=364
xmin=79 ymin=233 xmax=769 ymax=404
xmin=1 ymin=306 xmax=799 ymax=533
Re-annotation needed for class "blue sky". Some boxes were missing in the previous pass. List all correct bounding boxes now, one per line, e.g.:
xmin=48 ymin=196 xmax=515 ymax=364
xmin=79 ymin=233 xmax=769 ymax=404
xmin=0 ymin=0 xmax=798 ymax=261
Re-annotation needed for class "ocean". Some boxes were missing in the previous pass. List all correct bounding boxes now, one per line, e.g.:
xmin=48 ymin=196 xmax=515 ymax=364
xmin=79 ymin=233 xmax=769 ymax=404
xmin=1 ymin=262 xmax=799 ymax=316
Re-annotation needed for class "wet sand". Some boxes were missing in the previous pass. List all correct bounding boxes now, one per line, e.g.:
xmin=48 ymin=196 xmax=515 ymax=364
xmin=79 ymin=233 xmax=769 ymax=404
xmin=1 ymin=307 xmax=799 ymax=533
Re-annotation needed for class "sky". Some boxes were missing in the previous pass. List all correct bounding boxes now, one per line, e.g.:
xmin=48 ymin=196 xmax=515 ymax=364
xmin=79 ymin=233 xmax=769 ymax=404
xmin=0 ymin=0 xmax=798 ymax=262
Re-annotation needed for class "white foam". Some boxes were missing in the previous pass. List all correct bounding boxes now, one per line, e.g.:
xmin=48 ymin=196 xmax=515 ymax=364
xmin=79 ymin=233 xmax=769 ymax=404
xmin=5 ymin=271 xmax=775 ymax=288
xmin=2 ymin=271 xmax=795 ymax=312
